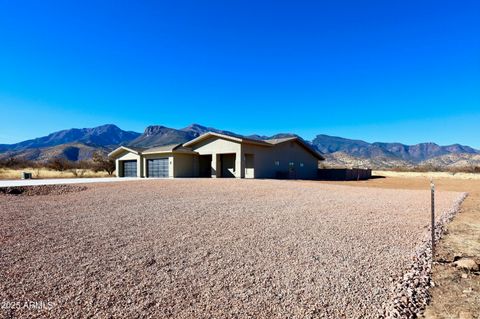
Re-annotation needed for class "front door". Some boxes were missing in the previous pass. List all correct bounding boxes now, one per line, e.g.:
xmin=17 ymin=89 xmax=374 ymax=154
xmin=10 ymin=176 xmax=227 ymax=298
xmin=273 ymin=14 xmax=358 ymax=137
xmin=288 ymin=161 xmax=296 ymax=179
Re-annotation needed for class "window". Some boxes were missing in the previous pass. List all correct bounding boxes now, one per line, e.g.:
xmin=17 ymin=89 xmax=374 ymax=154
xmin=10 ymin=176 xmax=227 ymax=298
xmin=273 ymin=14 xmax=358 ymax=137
xmin=289 ymin=162 xmax=294 ymax=167
xmin=274 ymin=160 xmax=280 ymax=166
xmin=300 ymin=162 xmax=304 ymax=167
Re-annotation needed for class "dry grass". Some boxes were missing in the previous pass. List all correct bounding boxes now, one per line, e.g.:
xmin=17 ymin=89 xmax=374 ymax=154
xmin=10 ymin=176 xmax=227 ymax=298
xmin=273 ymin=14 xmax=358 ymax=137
xmin=374 ymin=170 xmax=480 ymax=180
xmin=0 ymin=167 xmax=110 ymax=180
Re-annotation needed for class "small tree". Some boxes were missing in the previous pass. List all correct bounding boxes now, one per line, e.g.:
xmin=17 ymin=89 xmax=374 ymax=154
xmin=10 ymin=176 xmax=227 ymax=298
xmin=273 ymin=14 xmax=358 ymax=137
xmin=92 ymin=152 xmax=115 ymax=176
xmin=0 ymin=157 xmax=35 ymax=169
xmin=46 ymin=158 xmax=73 ymax=171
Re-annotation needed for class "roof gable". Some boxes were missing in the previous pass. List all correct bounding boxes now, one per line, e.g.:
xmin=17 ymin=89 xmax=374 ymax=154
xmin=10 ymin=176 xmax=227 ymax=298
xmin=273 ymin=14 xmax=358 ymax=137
xmin=143 ymin=143 xmax=197 ymax=155
xmin=108 ymin=146 xmax=145 ymax=158
xmin=183 ymin=132 xmax=271 ymax=147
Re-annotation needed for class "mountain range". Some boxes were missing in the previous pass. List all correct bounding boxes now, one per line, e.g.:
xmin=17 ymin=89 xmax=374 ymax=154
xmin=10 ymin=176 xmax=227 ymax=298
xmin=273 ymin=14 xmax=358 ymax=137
xmin=0 ymin=124 xmax=479 ymax=169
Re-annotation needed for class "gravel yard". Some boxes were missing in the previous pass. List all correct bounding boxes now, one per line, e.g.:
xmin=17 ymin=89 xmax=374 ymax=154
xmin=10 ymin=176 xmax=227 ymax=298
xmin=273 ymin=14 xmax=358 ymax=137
xmin=0 ymin=179 xmax=464 ymax=318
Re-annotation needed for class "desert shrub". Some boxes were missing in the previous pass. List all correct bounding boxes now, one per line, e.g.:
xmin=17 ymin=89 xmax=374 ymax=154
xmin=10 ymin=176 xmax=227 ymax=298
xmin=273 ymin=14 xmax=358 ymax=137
xmin=46 ymin=158 xmax=74 ymax=171
xmin=92 ymin=152 xmax=115 ymax=176
xmin=0 ymin=157 xmax=36 ymax=169
xmin=447 ymin=166 xmax=480 ymax=174
xmin=385 ymin=165 xmax=480 ymax=174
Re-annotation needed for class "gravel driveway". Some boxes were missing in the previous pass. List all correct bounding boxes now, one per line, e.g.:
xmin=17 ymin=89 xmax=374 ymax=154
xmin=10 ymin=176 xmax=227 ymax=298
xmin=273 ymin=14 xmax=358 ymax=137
xmin=0 ymin=179 xmax=463 ymax=318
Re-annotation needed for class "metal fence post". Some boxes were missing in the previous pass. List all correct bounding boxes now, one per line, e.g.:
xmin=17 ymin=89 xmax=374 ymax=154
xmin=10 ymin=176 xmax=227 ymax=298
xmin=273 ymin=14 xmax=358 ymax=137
xmin=430 ymin=179 xmax=435 ymax=263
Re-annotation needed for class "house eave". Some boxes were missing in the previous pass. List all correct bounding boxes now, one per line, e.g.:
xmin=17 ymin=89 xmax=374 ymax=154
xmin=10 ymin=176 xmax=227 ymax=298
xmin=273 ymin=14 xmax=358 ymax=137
xmin=183 ymin=132 xmax=272 ymax=147
xmin=108 ymin=146 xmax=142 ymax=158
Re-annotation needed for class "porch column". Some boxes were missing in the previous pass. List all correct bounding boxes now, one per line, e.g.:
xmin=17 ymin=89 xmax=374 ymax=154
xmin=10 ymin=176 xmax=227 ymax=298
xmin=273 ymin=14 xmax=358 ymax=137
xmin=115 ymin=159 xmax=120 ymax=177
xmin=211 ymin=153 xmax=219 ymax=178
xmin=235 ymin=151 xmax=244 ymax=178
xmin=143 ymin=157 xmax=147 ymax=178
xmin=137 ymin=155 xmax=142 ymax=178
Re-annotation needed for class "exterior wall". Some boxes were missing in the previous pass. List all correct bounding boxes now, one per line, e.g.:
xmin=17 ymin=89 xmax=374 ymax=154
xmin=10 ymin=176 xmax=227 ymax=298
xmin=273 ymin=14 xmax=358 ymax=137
xmin=242 ymin=141 xmax=319 ymax=179
xmin=193 ymin=137 xmax=241 ymax=154
xmin=116 ymin=151 xmax=142 ymax=177
xmin=191 ymin=137 xmax=243 ymax=178
xmin=173 ymin=153 xmax=197 ymax=177
xmin=244 ymin=154 xmax=255 ymax=178
xmin=241 ymin=144 xmax=272 ymax=179
xmin=270 ymin=141 xmax=319 ymax=179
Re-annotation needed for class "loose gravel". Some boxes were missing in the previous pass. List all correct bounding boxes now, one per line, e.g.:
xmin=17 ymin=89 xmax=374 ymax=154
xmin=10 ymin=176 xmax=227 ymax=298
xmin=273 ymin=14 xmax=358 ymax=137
xmin=0 ymin=179 xmax=464 ymax=318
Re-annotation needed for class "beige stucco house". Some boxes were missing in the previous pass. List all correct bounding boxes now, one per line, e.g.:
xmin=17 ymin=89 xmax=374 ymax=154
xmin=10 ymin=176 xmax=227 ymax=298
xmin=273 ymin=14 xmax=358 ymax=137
xmin=109 ymin=132 xmax=324 ymax=179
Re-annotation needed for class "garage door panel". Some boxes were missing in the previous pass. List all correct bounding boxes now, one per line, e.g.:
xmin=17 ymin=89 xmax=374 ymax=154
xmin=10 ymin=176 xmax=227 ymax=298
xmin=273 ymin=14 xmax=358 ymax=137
xmin=148 ymin=158 xmax=169 ymax=177
xmin=123 ymin=160 xmax=137 ymax=177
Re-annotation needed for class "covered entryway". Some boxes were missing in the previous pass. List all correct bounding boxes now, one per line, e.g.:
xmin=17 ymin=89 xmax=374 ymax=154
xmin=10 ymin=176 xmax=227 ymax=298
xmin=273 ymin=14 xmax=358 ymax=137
xmin=198 ymin=155 xmax=212 ymax=177
xmin=147 ymin=158 xmax=169 ymax=177
xmin=220 ymin=154 xmax=236 ymax=178
xmin=122 ymin=160 xmax=137 ymax=177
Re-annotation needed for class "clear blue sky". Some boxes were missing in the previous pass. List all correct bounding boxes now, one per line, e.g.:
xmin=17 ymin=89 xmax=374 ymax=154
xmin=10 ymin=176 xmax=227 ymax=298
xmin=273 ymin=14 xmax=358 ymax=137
xmin=0 ymin=0 xmax=479 ymax=146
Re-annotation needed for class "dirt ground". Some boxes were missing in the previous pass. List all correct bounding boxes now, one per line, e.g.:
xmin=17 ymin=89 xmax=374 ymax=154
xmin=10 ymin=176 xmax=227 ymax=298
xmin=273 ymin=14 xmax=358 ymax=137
xmin=0 ymin=179 xmax=463 ymax=318
xmin=324 ymin=173 xmax=480 ymax=319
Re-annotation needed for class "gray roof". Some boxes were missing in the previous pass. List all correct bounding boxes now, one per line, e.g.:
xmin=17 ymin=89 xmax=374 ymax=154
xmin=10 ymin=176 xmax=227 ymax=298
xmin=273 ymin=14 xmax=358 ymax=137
xmin=144 ymin=143 xmax=182 ymax=153
xmin=125 ymin=146 xmax=147 ymax=152
xmin=264 ymin=137 xmax=297 ymax=145
xmin=108 ymin=145 xmax=147 ymax=157
xmin=143 ymin=143 xmax=198 ymax=154
xmin=183 ymin=132 xmax=271 ymax=147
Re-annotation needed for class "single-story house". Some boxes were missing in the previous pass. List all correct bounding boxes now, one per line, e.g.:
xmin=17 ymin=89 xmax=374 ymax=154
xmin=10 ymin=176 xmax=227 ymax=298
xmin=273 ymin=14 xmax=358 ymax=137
xmin=108 ymin=132 xmax=324 ymax=179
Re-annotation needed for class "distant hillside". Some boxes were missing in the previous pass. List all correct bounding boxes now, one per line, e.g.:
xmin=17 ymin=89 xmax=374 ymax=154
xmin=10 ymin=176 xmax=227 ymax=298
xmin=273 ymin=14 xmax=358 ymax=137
xmin=128 ymin=123 xmax=243 ymax=148
xmin=247 ymin=133 xmax=299 ymax=141
xmin=1 ymin=124 xmax=479 ymax=170
xmin=0 ymin=124 xmax=139 ymax=162
xmin=128 ymin=125 xmax=194 ymax=147
xmin=313 ymin=134 xmax=479 ymax=164
xmin=1 ymin=124 xmax=139 ymax=152
xmin=0 ymin=143 xmax=110 ymax=162
xmin=420 ymin=153 xmax=480 ymax=168
xmin=322 ymin=152 xmax=413 ymax=169
xmin=181 ymin=124 xmax=241 ymax=139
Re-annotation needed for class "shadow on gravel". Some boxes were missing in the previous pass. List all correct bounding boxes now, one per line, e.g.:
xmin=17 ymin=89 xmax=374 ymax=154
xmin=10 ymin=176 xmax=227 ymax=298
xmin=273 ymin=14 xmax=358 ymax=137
xmin=0 ymin=185 xmax=87 ymax=196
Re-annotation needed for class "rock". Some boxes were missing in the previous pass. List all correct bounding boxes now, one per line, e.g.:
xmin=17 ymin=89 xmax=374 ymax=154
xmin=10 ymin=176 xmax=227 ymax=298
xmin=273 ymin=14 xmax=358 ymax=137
xmin=454 ymin=258 xmax=479 ymax=271
xmin=461 ymin=273 xmax=468 ymax=279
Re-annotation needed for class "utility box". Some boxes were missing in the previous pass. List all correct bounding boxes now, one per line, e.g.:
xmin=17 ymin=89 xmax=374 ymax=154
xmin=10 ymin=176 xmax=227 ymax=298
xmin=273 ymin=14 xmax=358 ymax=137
xmin=21 ymin=172 xmax=32 ymax=179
